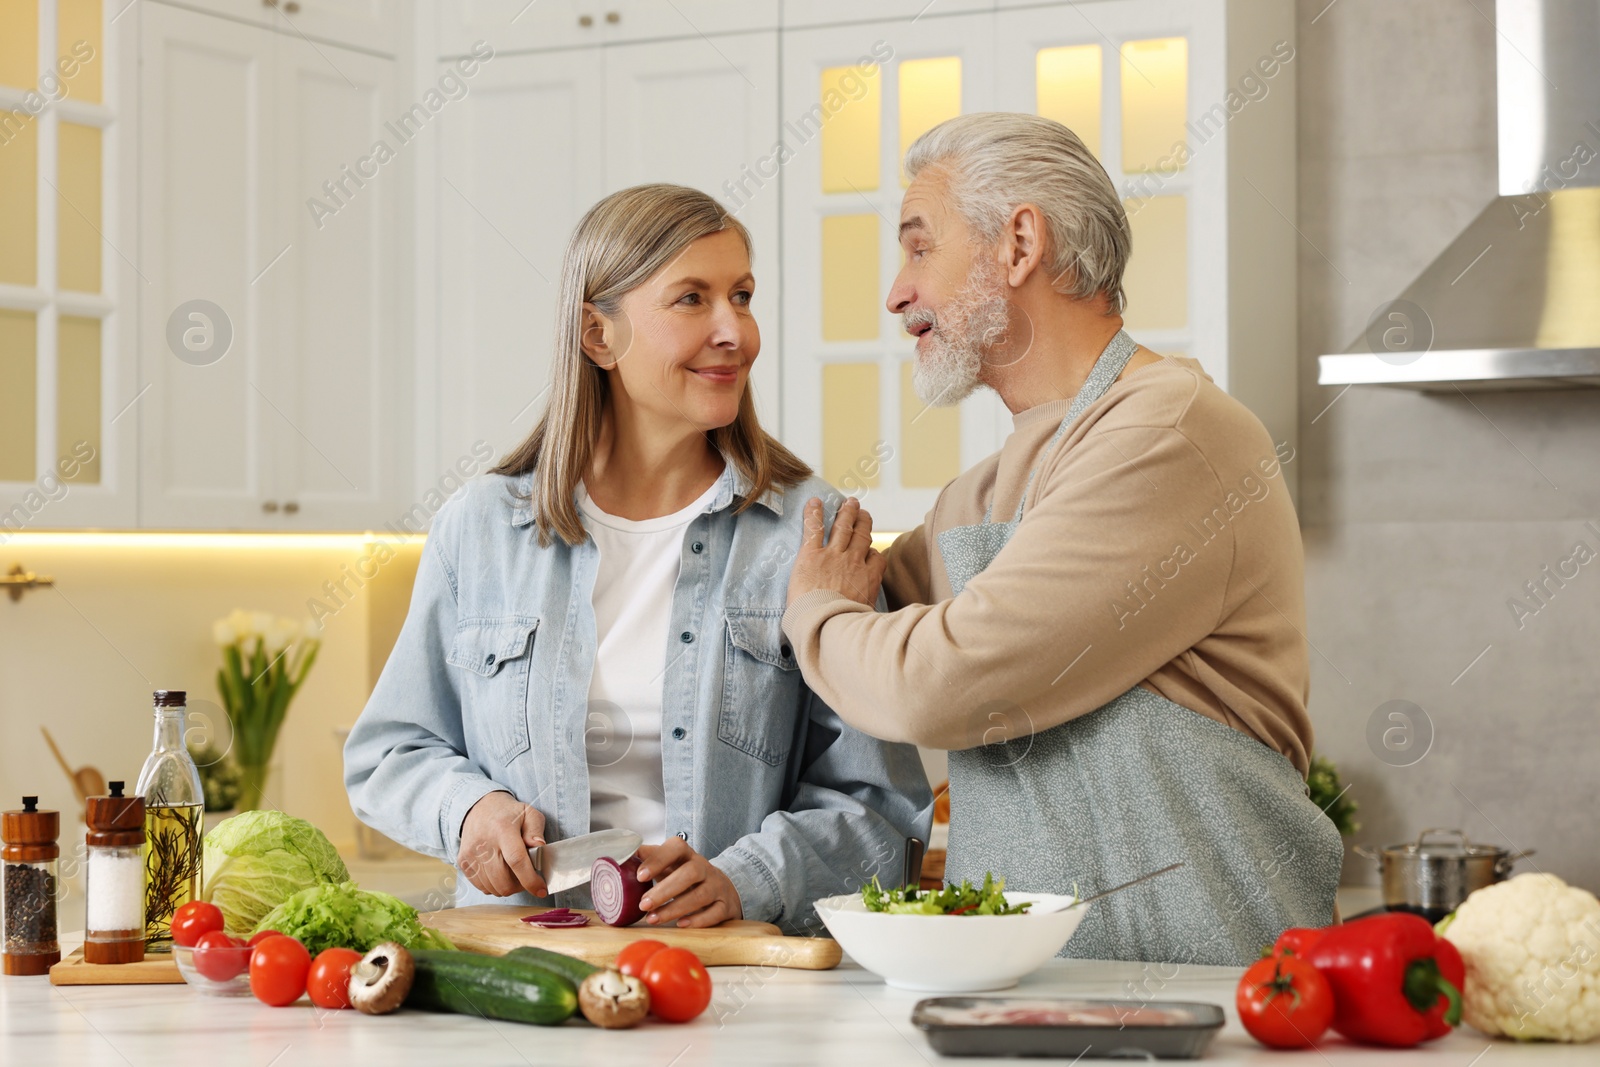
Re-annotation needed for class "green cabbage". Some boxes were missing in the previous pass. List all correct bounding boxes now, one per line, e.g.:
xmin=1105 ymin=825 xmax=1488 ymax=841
xmin=201 ymin=811 xmax=349 ymax=935
xmin=250 ymin=881 xmax=454 ymax=955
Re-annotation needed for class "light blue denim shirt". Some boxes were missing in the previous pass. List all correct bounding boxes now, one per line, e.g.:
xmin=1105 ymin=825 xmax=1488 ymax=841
xmin=344 ymin=459 xmax=932 ymax=933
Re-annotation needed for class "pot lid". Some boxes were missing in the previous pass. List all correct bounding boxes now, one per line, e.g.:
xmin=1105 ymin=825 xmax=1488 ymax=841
xmin=1383 ymin=828 xmax=1509 ymax=859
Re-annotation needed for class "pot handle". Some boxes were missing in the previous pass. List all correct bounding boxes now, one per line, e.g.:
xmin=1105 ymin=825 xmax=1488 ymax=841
xmin=1352 ymin=843 xmax=1382 ymax=862
xmin=1417 ymin=827 xmax=1468 ymax=848
xmin=1498 ymin=848 xmax=1536 ymax=875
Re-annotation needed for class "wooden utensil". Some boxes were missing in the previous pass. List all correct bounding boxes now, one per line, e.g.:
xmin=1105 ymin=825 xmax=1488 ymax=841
xmin=418 ymin=905 xmax=842 ymax=970
xmin=41 ymin=727 xmax=106 ymax=811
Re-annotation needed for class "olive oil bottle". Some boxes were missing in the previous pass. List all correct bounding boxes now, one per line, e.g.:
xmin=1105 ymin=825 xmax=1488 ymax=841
xmin=134 ymin=691 xmax=205 ymax=952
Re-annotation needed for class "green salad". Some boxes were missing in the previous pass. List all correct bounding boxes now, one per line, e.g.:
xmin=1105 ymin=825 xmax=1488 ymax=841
xmin=861 ymin=872 xmax=1035 ymax=916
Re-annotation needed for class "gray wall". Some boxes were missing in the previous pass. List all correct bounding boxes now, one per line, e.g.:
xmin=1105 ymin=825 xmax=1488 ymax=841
xmin=1295 ymin=0 xmax=1600 ymax=892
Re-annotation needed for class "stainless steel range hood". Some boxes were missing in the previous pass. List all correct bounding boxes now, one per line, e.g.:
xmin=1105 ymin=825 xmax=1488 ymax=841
xmin=1318 ymin=0 xmax=1600 ymax=392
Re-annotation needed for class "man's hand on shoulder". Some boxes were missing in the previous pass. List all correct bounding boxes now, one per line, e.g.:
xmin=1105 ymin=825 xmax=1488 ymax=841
xmin=786 ymin=496 xmax=886 ymax=608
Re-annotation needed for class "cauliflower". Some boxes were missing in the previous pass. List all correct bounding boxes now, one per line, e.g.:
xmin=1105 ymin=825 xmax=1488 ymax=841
xmin=1441 ymin=872 xmax=1600 ymax=1042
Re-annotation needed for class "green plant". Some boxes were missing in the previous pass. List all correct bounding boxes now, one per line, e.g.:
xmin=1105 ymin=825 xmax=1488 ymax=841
xmin=1307 ymin=754 xmax=1359 ymax=837
xmin=212 ymin=610 xmax=321 ymax=811
xmin=188 ymin=742 xmax=243 ymax=813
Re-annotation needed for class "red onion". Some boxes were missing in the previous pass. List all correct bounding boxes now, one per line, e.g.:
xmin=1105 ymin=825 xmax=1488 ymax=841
xmin=591 ymin=856 xmax=646 ymax=927
xmin=521 ymin=908 xmax=591 ymax=928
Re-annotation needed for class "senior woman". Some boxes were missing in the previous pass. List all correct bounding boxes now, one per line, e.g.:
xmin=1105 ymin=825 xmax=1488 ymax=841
xmin=345 ymin=184 xmax=932 ymax=931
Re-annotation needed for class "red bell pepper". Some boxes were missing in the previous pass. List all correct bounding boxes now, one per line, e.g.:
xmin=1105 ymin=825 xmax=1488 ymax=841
xmin=1305 ymin=912 xmax=1463 ymax=1047
xmin=1424 ymin=936 xmax=1467 ymax=1040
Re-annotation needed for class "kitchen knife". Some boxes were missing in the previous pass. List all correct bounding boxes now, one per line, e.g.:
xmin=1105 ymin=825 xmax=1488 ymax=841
xmin=529 ymin=829 xmax=643 ymax=894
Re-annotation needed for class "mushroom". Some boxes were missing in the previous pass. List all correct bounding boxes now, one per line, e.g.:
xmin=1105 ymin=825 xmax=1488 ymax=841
xmin=578 ymin=968 xmax=651 ymax=1029
xmin=348 ymin=942 xmax=415 ymax=1015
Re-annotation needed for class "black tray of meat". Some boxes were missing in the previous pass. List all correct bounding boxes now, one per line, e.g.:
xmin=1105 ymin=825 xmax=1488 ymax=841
xmin=911 ymin=997 xmax=1224 ymax=1059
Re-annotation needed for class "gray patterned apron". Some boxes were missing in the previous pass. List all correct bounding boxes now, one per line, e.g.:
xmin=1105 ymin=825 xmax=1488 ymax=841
xmin=936 ymin=330 xmax=1342 ymax=966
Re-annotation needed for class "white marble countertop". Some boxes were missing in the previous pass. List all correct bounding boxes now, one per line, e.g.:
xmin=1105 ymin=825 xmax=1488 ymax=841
xmin=5 ymin=933 xmax=1591 ymax=1067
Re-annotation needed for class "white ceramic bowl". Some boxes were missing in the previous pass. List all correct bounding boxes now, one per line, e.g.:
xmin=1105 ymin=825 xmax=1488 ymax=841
xmin=813 ymin=892 xmax=1088 ymax=993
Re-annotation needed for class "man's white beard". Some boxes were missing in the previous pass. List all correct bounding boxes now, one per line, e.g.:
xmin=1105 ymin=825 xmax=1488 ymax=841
xmin=909 ymin=257 xmax=1011 ymax=407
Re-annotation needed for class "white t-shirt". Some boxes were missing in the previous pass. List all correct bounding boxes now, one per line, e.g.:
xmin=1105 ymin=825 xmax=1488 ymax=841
xmin=578 ymin=474 xmax=722 ymax=846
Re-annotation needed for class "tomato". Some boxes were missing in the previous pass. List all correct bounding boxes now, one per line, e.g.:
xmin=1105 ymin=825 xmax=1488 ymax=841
xmin=1237 ymin=955 xmax=1335 ymax=1049
xmin=639 ymin=947 xmax=713 ymax=1023
xmin=1271 ymin=926 xmax=1328 ymax=960
xmin=249 ymin=934 xmax=312 ymax=1007
xmin=171 ymin=900 xmax=226 ymax=948
xmin=191 ymin=930 xmax=250 ymax=982
xmin=615 ymin=939 xmax=669 ymax=978
xmin=306 ymin=948 xmax=364 ymax=1010
xmin=247 ymin=929 xmax=283 ymax=947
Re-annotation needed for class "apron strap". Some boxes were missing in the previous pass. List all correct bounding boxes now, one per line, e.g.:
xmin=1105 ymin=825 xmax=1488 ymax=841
xmin=1002 ymin=329 xmax=1139 ymax=523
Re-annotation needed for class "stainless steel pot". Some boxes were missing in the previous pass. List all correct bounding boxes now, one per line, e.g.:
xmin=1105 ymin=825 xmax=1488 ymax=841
xmin=1353 ymin=828 xmax=1534 ymax=920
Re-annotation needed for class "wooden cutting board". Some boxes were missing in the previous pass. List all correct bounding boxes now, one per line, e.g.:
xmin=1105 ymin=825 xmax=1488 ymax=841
xmin=418 ymin=905 xmax=842 ymax=970
xmin=50 ymin=949 xmax=183 ymax=986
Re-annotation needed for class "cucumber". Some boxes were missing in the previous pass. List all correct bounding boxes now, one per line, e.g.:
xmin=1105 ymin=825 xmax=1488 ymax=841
xmin=503 ymin=945 xmax=600 ymax=989
xmin=405 ymin=949 xmax=578 ymax=1025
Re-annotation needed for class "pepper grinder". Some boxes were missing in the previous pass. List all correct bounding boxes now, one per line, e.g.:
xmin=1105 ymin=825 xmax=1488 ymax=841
xmin=84 ymin=782 xmax=145 ymax=964
xmin=2 ymin=796 xmax=61 ymax=975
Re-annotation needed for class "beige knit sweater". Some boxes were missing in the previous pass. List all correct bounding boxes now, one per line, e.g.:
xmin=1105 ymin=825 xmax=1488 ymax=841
xmin=781 ymin=355 xmax=1314 ymax=777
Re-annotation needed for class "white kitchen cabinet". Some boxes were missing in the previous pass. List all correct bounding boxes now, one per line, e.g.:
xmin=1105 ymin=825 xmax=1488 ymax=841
xmin=434 ymin=0 xmax=777 ymax=58
xmin=603 ymin=30 xmax=781 ymax=425
xmin=780 ymin=1 xmax=998 ymax=29
xmin=157 ymin=0 xmax=400 ymax=55
xmin=778 ymin=0 xmax=1299 ymax=529
xmin=138 ymin=2 xmax=407 ymax=529
xmin=433 ymin=48 xmax=606 ymax=475
xmin=429 ymin=27 xmax=782 ymax=478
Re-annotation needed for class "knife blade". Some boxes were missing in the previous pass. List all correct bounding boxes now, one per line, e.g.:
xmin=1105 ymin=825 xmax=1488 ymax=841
xmin=529 ymin=828 xmax=643 ymax=894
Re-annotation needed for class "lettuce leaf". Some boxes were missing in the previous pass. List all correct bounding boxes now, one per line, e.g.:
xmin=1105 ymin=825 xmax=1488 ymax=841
xmin=251 ymin=881 xmax=454 ymax=955
xmin=201 ymin=811 xmax=350 ymax=935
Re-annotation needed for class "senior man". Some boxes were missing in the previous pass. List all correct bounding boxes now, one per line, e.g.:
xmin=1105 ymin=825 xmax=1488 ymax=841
xmin=783 ymin=113 xmax=1341 ymax=966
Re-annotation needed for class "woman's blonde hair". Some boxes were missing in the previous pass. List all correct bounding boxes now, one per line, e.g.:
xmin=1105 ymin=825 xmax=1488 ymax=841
xmin=493 ymin=183 xmax=810 ymax=546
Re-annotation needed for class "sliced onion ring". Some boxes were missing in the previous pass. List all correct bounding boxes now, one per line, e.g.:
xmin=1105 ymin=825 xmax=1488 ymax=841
xmin=592 ymin=856 xmax=647 ymax=927
xmin=521 ymin=908 xmax=591 ymax=928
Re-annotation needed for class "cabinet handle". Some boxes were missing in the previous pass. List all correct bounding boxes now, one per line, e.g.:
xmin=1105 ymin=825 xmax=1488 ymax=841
xmin=284 ymin=502 xmax=300 ymax=515
xmin=285 ymin=0 xmax=300 ymax=11
xmin=605 ymin=11 xmax=619 ymax=23
xmin=262 ymin=501 xmax=279 ymax=513
xmin=579 ymin=14 xmax=593 ymax=27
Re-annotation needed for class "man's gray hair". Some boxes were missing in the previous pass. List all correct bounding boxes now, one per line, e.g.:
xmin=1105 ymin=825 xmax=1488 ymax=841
xmin=904 ymin=112 xmax=1132 ymax=313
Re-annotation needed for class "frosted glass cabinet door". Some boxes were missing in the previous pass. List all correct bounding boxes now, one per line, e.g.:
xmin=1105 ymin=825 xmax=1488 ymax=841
xmin=0 ymin=0 xmax=135 ymax=528
xmin=781 ymin=15 xmax=1007 ymax=533
xmin=603 ymin=30 xmax=781 ymax=428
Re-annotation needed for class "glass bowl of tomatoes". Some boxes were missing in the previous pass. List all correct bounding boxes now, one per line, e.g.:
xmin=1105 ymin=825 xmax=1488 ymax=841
xmin=169 ymin=900 xmax=257 ymax=996
xmin=174 ymin=935 xmax=256 ymax=995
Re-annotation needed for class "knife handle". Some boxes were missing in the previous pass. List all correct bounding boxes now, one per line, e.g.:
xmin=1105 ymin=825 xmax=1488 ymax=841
xmin=528 ymin=844 xmax=544 ymax=873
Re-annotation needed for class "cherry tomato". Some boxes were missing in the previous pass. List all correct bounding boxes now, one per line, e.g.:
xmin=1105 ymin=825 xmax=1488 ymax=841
xmin=639 ymin=947 xmax=713 ymax=1023
xmin=247 ymin=929 xmax=283 ymax=947
xmin=615 ymin=939 xmax=669 ymax=978
xmin=1270 ymin=926 xmax=1328 ymax=959
xmin=171 ymin=900 xmax=225 ymax=948
xmin=191 ymin=930 xmax=250 ymax=982
xmin=1237 ymin=955 xmax=1334 ymax=1049
xmin=249 ymin=934 xmax=312 ymax=1007
xmin=306 ymin=947 xmax=364 ymax=1010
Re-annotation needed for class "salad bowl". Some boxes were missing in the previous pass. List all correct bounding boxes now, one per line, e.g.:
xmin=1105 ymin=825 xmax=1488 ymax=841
xmin=813 ymin=883 xmax=1088 ymax=992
